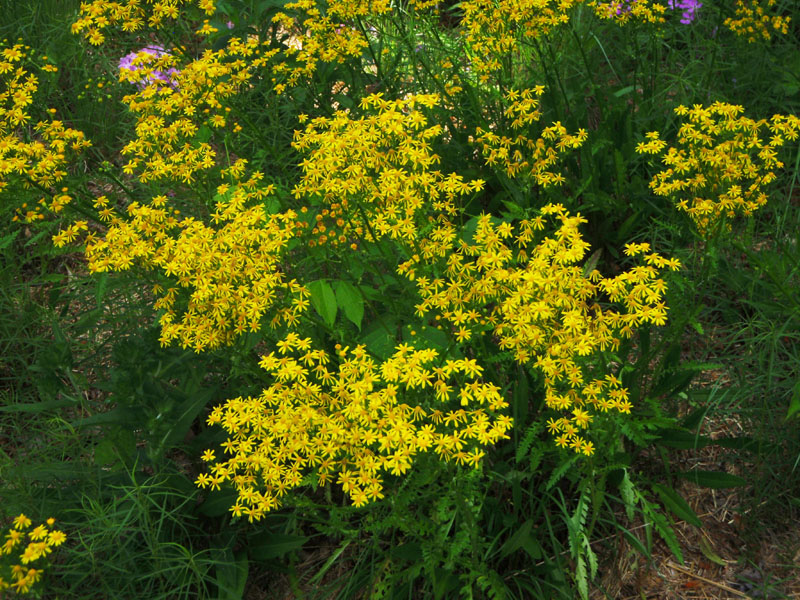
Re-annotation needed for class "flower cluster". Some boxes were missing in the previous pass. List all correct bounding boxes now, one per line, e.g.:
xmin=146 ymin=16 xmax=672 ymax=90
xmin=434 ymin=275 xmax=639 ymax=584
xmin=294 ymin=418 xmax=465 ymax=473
xmin=118 ymin=36 xmax=276 ymax=184
xmin=398 ymin=204 xmax=680 ymax=454
xmin=473 ymin=87 xmax=588 ymax=187
xmin=197 ymin=334 xmax=512 ymax=519
xmin=0 ymin=514 xmax=66 ymax=595
xmin=118 ymin=45 xmax=180 ymax=90
xmin=668 ymin=0 xmax=701 ymax=24
xmin=590 ymin=0 xmax=667 ymax=25
xmin=636 ymin=102 xmax=800 ymax=233
xmin=292 ymin=93 xmax=484 ymax=247
xmin=724 ymin=0 xmax=790 ymax=42
xmin=270 ymin=0 xmax=390 ymax=93
xmin=0 ymin=44 xmax=90 ymax=222
xmin=72 ymin=0 xmax=217 ymax=45
xmin=460 ymin=0 xmax=583 ymax=77
xmin=83 ymin=178 xmax=308 ymax=351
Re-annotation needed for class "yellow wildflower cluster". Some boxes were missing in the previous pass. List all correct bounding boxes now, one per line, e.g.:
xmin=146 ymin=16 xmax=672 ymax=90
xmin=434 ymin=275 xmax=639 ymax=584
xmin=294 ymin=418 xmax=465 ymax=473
xmin=724 ymin=0 xmax=790 ymax=42
xmin=459 ymin=0 xmax=584 ymax=76
xmin=84 ymin=179 xmax=308 ymax=351
xmin=0 ymin=44 xmax=90 ymax=222
xmin=292 ymin=93 xmax=484 ymax=246
xmin=636 ymin=102 xmax=800 ymax=233
xmin=271 ymin=0 xmax=389 ymax=92
xmin=474 ymin=87 xmax=588 ymax=186
xmin=119 ymin=36 xmax=278 ymax=184
xmin=0 ymin=514 xmax=66 ymax=595
xmin=589 ymin=0 xmax=667 ymax=25
xmin=72 ymin=0 xmax=217 ymax=45
xmin=398 ymin=204 xmax=680 ymax=454
xmin=197 ymin=334 xmax=512 ymax=518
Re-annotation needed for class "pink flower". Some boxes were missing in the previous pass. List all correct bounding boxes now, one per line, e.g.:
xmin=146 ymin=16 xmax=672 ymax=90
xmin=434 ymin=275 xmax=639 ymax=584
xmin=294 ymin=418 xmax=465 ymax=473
xmin=118 ymin=46 xmax=180 ymax=90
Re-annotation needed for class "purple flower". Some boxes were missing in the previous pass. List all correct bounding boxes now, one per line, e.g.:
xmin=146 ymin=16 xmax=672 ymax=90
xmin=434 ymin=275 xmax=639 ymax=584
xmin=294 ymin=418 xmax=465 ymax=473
xmin=118 ymin=46 xmax=180 ymax=90
xmin=668 ymin=0 xmax=702 ymax=24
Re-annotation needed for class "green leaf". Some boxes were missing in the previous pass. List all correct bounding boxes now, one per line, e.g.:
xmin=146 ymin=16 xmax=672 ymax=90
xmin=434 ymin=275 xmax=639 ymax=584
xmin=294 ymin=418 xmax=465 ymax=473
xmin=677 ymin=470 xmax=747 ymax=489
xmin=151 ymin=385 xmax=216 ymax=461
xmin=199 ymin=488 xmax=239 ymax=517
xmin=620 ymin=527 xmax=649 ymax=557
xmin=619 ymin=470 xmax=636 ymax=521
xmin=649 ymin=508 xmax=683 ymax=564
xmin=575 ymin=555 xmax=588 ymax=600
xmin=212 ymin=537 xmax=249 ymax=600
xmin=786 ymin=380 xmax=800 ymax=421
xmin=652 ymin=483 xmax=702 ymax=527
xmin=582 ymin=249 xmax=602 ymax=278
xmin=545 ymin=455 xmax=578 ymax=491
xmin=248 ymin=533 xmax=309 ymax=560
xmin=360 ymin=316 xmax=397 ymax=359
xmin=333 ymin=280 xmax=364 ymax=330
xmin=655 ymin=428 xmax=710 ymax=450
xmin=699 ymin=536 xmax=726 ymax=567
xmin=0 ymin=229 xmax=19 ymax=250
xmin=0 ymin=398 xmax=77 ymax=413
xmin=499 ymin=520 xmax=542 ymax=560
xmin=95 ymin=273 xmax=109 ymax=304
xmin=309 ymin=279 xmax=337 ymax=327
xmin=613 ymin=85 xmax=635 ymax=97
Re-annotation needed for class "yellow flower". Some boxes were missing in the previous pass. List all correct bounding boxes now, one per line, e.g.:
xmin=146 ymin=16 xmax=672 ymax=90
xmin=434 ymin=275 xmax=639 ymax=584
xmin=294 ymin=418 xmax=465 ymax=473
xmin=197 ymin=337 xmax=511 ymax=516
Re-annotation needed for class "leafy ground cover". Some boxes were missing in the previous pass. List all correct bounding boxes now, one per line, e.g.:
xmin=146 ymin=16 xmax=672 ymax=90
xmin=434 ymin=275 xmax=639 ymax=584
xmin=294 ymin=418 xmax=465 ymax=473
xmin=1 ymin=0 xmax=799 ymax=598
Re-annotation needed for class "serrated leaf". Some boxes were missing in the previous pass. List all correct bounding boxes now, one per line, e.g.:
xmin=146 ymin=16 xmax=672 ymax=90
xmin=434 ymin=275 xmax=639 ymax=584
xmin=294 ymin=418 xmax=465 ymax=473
xmin=333 ymin=280 xmax=364 ymax=330
xmin=0 ymin=230 xmax=19 ymax=250
xmin=619 ymin=470 xmax=636 ymax=521
xmin=652 ymin=483 xmax=702 ymax=527
xmin=309 ymin=279 xmax=337 ymax=327
xmin=583 ymin=536 xmax=598 ymax=579
xmin=545 ymin=455 xmax=578 ymax=491
xmin=575 ymin=555 xmax=588 ymax=600
xmin=650 ymin=509 xmax=683 ymax=563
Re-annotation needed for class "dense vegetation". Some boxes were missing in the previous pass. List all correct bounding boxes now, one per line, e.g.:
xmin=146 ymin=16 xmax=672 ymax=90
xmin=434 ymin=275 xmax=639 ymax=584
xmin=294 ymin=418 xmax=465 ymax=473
xmin=1 ymin=0 xmax=799 ymax=597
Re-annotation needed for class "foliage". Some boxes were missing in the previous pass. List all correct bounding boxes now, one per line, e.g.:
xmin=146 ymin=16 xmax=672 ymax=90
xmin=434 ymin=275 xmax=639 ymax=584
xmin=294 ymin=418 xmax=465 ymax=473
xmin=1 ymin=0 xmax=799 ymax=597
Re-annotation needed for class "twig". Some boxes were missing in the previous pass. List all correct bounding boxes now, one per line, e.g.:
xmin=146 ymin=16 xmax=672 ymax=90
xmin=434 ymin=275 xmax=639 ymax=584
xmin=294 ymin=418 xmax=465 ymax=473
xmin=665 ymin=561 xmax=751 ymax=599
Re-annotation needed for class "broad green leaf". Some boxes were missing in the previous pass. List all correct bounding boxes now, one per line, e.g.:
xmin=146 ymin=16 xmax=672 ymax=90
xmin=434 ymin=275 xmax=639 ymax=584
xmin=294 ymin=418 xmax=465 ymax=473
xmin=151 ymin=385 xmax=217 ymax=461
xmin=360 ymin=316 xmax=397 ymax=359
xmin=309 ymin=279 xmax=337 ymax=327
xmin=652 ymin=483 xmax=702 ymax=527
xmin=333 ymin=280 xmax=364 ymax=330
xmin=199 ymin=488 xmax=239 ymax=517
xmin=655 ymin=428 xmax=710 ymax=450
xmin=677 ymin=470 xmax=747 ymax=489
xmin=499 ymin=519 xmax=542 ymax=560
xmin=248 ymin=533 xmax=309 ymax=560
